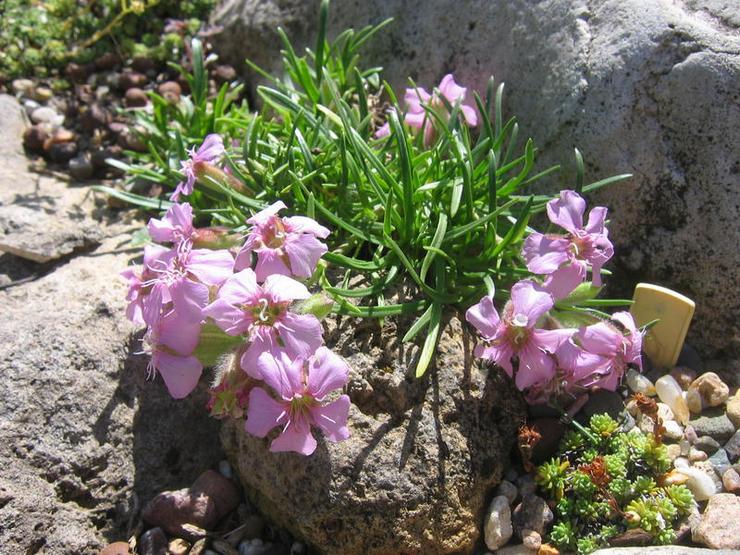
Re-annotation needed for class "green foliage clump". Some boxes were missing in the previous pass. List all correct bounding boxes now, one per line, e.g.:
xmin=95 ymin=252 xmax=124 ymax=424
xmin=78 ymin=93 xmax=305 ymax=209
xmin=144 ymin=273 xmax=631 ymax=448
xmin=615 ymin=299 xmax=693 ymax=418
xmin=537 ymin=414 xmax=694 ymax=554
xmin=0 ymin=0 xmax=214 ymax=78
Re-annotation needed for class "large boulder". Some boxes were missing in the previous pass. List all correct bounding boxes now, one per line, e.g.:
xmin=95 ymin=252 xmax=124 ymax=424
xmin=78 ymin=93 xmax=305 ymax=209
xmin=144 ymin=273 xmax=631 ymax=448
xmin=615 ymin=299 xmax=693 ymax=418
xmin=210 ymin=0 xmax=740 ymax=358
xmin=221 ymin=314 xmax=526 ymax=555
xmin=0 ymin=95 xmax=225 ymax=553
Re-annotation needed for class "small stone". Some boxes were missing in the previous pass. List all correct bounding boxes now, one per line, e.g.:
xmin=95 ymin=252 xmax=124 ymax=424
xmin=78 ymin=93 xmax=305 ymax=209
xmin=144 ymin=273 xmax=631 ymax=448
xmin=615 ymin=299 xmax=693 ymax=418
xmin=11 ymin=78 xmax=35 ymax=96
xmin=678 ymin=466 xmax=717 ymax=500
xmin=694 ymin=435 xmax=721 ymax=455
xmin=65 ymin=62 xmax=90 ymax=83
xmin=657 ymin=402 xmax=674 ymax=422
xmin=157 ymin=80 xmax=182 ymax=102
xmin=687 ymin=388 xmax=703 ymax=414
xmin=212 ymin=539 xmax=240 ymax=555
xmin=495 ymin=480 xmax=518 ymax=505
xmin=671 ymin=366 xmax=698 ymax=389
xmin=663 ymin=419 xmax=683 ymax=441
xmin=289 ymin=542 xmax=305 ymax=555
xmin=68 ymin=155 xmax=93 ymax=180
xmin=23 ymin=125 xmax=49 ymax=152
xmin=680 ymin=438 xmax=691 ymax=456
xmin=80 ymin=103 xmax=110 ymax=131
xmin=667 ymin=443 xmax=681 ymax=461
xmin=656 ymin=374 xmax=690 ymax=424
xmin=31 ymin=106 xmax=64 ymax=126
xmin=725 ymin=430 xmax=740 ymax=463
xmin=139 ymin=527 xmax=168 ymax=555
xmin=693 ymin=493 xmax=740 ymax=548
xmin=516 ymin=474 xmax=537 ymax=497
xmin=512 ymin=494 xmax=553 ymax=536
xmin=190 ymin=538 xmax=209 ymax=555
xmin=125 ymin=87 xmax=148 ymax=108
xmin=219 ymin=459 xmax=233 ymax=479
xmin=120 ymin=70 xmax=148 ymax=90
xmin=685 ymin=424 xmax=699 ymax=444
xmin=727 ymin=392 xmax=740 ymax=429
xmin=695 ymin=459 xmax=725 ymax=491
xmin=214 ymin=64 xmax=237 ymax=83
xmin=722 ymin=467 xmax=740 ymax=494
xmin=521 ymin=528 xmax=542 ymax=551
xmin=95 ymin=52 xmax=120 ymax=70
xmin=638 ymin=413 xmax=655 ymax=434
xmin=709 ymin=448 xmax=732 ymax=477
xmin=689 ymin=447 xmax=708 ymax=462
xmin=483 ymin=495 xmax=513 ymax=550
xmin=690 ymin=408 xmax=736 ymax=443
xmin=537 ymin=544 xmax=559 ymax=555
xmin=100 ymin=542 xmax=131 ymax=555
xmin=493 ymin=546 xmax=531 ymax=555
xmin=48 ymin=142 xmax=78 ymax=164
xmin=132 ymin=56 xmax=156 ymax=73
xmin=688 ymin=372 xmax=730 ymax=411
xmin=91 ymin=145 xmax=122 ymax=169
xmin=168 ymin=538 xmax=191 ymax=555
xmin=33 ymin=86 xmax=53 ymax=102
xmin=241 ymin=514 xmax=265 ymax=540
xmin=505 ymin=468 xmax=520 ymax=483
xmin=627 ymin=368 xmax=656 ymax=396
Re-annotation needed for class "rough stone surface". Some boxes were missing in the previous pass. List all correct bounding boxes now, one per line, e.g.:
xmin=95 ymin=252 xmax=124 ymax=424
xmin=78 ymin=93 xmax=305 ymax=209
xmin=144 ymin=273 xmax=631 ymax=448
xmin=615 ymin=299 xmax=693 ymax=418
xmin=725 ymin=430 xmax=740 ymax=463
xmin=691 ymin=409 xmax=736 ymax=443
xmin=0 ymin=94 xmax=102 ymax=263
xmin=211 ymin=0 xmax=740 ymax=358
xmin=511 ymin=494 xmax=553 ymax=537
xmin=688 ymin=372 xmax=730 ymax=410
xmin=592 ymin=548 xmax=740 ymax=555
xmin=0 ymin=98 xmax=225 ymax=553
xmin=221 ymin=314 xmax=525 ymax=555
xmin=728 ymin=392 xmax=740 ymax=429
xmin=693 ymin=493 xmax=740 ymax=548
xmin=484 ymin=495 xmax=513 ymax=551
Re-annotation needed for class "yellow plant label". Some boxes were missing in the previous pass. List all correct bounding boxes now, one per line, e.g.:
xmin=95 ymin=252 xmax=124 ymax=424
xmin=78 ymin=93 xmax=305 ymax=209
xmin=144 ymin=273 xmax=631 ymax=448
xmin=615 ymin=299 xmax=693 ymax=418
xmin=630 ymin=283 xmax=695 ymax=368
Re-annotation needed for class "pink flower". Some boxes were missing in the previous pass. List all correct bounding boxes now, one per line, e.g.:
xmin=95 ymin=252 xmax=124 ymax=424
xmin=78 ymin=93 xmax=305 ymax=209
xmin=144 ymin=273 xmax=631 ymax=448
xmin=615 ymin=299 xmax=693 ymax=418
xmin=171 ymin=134 xmax=224 ymax=201
xmin=556 ymin=311 xmax=643 ymax=391
xmin=142 ymin=244 xmax=234 ymax=324
xmin=142 ymin=310 xmax=203 ymax=399
xmin=522 ymin=190 xmax=613 ymax=299
xmin=376 ymin=74 xmax=477 ymax=143
xmin=245 ymin=347 xmax=351 ymax=455
xmin=234 ymin=201 xmax=329 ymax=282
xmin=466 ymin=281 xmax=573 ymax=391
xmin=202 ymin=268 xmax=323 ymax=377
xmin=147 ymin=202 xmax=196 ymax=248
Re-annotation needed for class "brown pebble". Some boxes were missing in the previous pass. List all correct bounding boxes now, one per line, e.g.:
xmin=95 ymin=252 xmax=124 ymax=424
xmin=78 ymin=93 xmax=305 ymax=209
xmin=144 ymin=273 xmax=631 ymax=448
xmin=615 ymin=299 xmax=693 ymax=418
xmin=80 ymin=103 xmax=110 ymax=131
xmin=522 ymin=528 xmax=542 ymax=551
xmin=723 ymin=467 xmax=740 ymax=494
xmin=23 ymin=125 xmax=49 ymax=152
xmin=671 ymin=366 xmax=697 ymax=390
xmin=213 ymin=64 xmax=237 ymax=83
xmin=65 ymin=62 xmax=89 ymax=83
xmin=132 ymin=56 xmax=156 ymax=73
xmin=95 ymin=52 xmax=120 ymax=70
xmin=124 ymin=88 xmax=148 ymax=108
xmin=120 ymin=71 xmax=148 ymax=90
xmin=100 ymin=541 xmax=131 ymax=555
xmin=157 ymin=81 xmax=182 ymax=103
xmin=189 ymin=538 xmax=209 ymax=555
xmin=167 ymin=538 xmax=190 ymax=555
xmin=538 ymin=544 xmax=560 ymax=555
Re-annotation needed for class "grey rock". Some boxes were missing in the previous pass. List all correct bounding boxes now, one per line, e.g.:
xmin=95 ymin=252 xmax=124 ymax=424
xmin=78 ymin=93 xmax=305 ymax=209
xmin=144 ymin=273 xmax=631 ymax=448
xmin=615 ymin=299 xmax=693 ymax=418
xmin=31 ymin=106 xmax=63 ymax=126
xmin=69 ymin=154 xmax=94 ymax=181
xmin=708 ymin=448 xmax=732 ymax=477
xmin=221 ymin=314 xmax=525 ymax=555
xmin=725 ymin=430 xmax=740 ymax=463
xmin=690 ymin=409 xmax=736 ymax=443
xmin=693 ymin=494 xmax=740 ymax=548
xmin=694 ymin=435 xmax=721 ymax=455
xmin=495 ymin=479 xmax=518 ymax=505
xmin=484 ymin=495 xmax=513 ymax=550
xmin=512 ymin=494 xmax=553 ymax=536
xmin=11 ymin=78 xmax=34 ymax=96
xmin=140 ymin=527 xmax=168 ymax=555
xmin=210 ymin=0 xmax=740 ymax=358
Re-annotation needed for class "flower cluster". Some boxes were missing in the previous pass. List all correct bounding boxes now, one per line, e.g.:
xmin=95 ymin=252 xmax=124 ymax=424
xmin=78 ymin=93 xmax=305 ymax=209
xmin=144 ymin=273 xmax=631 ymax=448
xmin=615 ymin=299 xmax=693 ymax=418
xmin=467 ymin=190 xmax=642 ymax=403
xmin=376 ymin=73 xmax=478 ymax=144
xmin=123 ymin=194 xmax=350 ymax=455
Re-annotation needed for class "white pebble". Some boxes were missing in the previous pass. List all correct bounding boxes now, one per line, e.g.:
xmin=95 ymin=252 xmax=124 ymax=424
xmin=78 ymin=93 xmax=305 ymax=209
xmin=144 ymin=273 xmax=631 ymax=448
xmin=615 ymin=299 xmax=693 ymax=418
xmin=674 ymin=456 xmax=690 ymax=469
xmin=675 ymin=467 xmax=717 ymax=501
xmin=689 ymin=448 xmax=708 ymax=462
xmin=627 ymin=368 xmax=656 ymax=395
xmin=657 ymin=402 xmax=675 ymax=422
xmin=663 ymin=420 xmax=683 ymax=440
xmin=495 ymin=480 xmax=518 ymax=505
xmin=656 ymin=375 xmax=690 ymax=425
xmin=484 ymin=495 xmax=513 ymax=550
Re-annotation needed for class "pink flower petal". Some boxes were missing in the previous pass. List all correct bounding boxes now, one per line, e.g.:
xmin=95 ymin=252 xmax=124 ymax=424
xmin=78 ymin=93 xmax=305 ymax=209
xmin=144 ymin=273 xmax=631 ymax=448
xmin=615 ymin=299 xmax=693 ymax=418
xmin=156 ymin=352 xmax=203 ymax=399
xmin=241 ymin=327 xmax=280 ymax=378
xmin=270 ymin=420 xmax=318 ymax=455
xmin=374 ymin=122 xmax=391 ymax=139
xmin=284 ymin=234 xmax=327 ymax=278
xmin=404 ymin=109 xmax=428 ymax=129
xmin=510 ymin=280 xmax=554 ymax=324
xmin=217 ymin=268 xmax=261 ymax=305
xmin=158 ymin=310 xmax=202 ymax=354
xmin=170 ymin=278 xmax=209 ymax=322
xmin=187 ymin=249 xmax=234 ymax=286
xmin=460 ymin=104 xmax=478 ymax=127
xmin=438 ymin=74 xmax=466 ymax=103
xmin=475 ymin=342 xmax=514 ymax=377
xmin=579 ymin=322 xmax=620 ymax=357
xmin=202 ymin=298 xmax=251 ymax=335
xmin=516 ymin=343 xmax=555 ymax=390
xmin=247 ymin=201 xmax=287 ymax=226
xmin=256 ymin=351 xmax=303 ymax=400
xmin=195 ymin=134 xmax=225 ymax=162
xmin=546 ymin=190 xmax=586 ymax=234
xmin=263 ymin=274 xmax=311 ymax=303
xmin=404 ymin=86 xmax=431 ymax=111
xmin=245 ymin=387 xmax=287 ymax=437
xmin=278 ymin=312 xmax=324 ymax=360
xmin=254 ymin=249 xmax=291 ymax=282
xmin=533 ymin=328 xmax=575 ymax=353
xmin=465 ymin=295 xmax=501 ymax=339
xmin=543 ymin=262 xmax=586 ymax=300
xmin=310 ymin=395 xmax=350 ymax=442
xmin=585 ymin=206 xmax=608 ymax=234
xmin=283 ymin=216 xmax=330 ymax=239
xmin=522 ymin=233 xmax=571 ymax=274
xmin=307 ymin=347 xmax=350 ymax=400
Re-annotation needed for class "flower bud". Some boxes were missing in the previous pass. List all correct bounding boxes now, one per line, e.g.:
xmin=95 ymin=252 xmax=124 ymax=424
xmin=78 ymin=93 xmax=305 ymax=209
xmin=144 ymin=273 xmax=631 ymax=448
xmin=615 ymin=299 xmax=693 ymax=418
xmin=294 ymin=293 xmax=335 ymax=320
xmin=194 ymin=161 xmax=254 ymax=196
xmin=192 ymin=226 xmax=243 ymax=249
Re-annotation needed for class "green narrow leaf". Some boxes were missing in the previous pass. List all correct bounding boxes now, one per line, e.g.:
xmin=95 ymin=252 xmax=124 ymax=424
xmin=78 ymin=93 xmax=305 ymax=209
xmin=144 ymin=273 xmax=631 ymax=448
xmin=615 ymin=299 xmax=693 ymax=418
xmin=574 ymin=147 xmax=584 ymax=194
xmin=315 ymin=0 xmax=329 ymax=86
xmin=388 ymin=109 xmax=415 ymax=240
xmin=488 ymin=196 xmax=533 ymax=258
xmin=402 ymin=304 xmax=434 ymax=342
xmin=420 ymin=213 xmax=448 ymax=282
xmin=415 ymin=302 xmax=442 ymax=378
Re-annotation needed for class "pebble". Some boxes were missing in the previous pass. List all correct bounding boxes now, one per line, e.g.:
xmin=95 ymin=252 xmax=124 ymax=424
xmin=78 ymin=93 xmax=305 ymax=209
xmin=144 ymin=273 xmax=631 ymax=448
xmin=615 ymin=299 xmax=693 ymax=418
xmin=484 ymin=495 xmax=513 ymax=550
xmin=68 ymin=155 xmax=94 ymax=180
xmin=687 ymin=388 xmax=704 ymax=414
xmin=694 ymin=459 xmax=725 ymax=492
xmin=693 ymin=493 xmax=740 ymax=548
xmin=289 ymin=542 xmax=305 ymax=555
xmin=238 ymin=539 xmax=271 ymax=555
xmin=125 ymin=87 xmax=148 ymax=108
xmin=689 ymin=447 xmax=708 ymax=462
xmin=132 ymin=56 xmax=156 ymax=73
xmin=657 ymin=402 xmax=675 ymax=422
xmin=495 ymin=480 xmax=518 ymax=505
xmin=685 ymin=424 xmax=699 ymax=444
xmin=671 ymin=366 xmax=698 ymax=389
xmin=190 ymin=538 xmax=209 ymax=555
xmin=214 ymin=64 xmax=238 ymax=83
xmin=120 ymin=70 xmax=148 ymax=90
xmin=139 ymin=527 xmax=168 ymax=555
xmin=709 ymin=448 xmax=732 ymax=476
xmin=656 ymin=375 xmax=690 ymax=424
xmin=521 ymin=528 xmax=542 ymax=551
xmin=23 ymin=125 xmax=49 ymax=152
xmin=12 ymin=78 xmax=35 ymax=96
xmin=688 ymin=372 xmax=730 ymax=411
xmin=80 ymin=103 xmax=110 ymax=131
xmin=241 ymin=513 xmax=265 ymax=540
xmin=627 ymin=368 xmax=656 ymax=396
xmin=158 ymin=80 xmax=182 ymax=102
xmin=100 ymin=542 xmax=131 ymax=555
xmin=676 ymin=466 xmax=717 ymax=500
xmin=505 ymin=468 xmax=520 ymax=483
xmin=666 ymin=443 xmax=682 ymax=461
xmin=690 ymin=409 xmax=736 ymax=443
xmin=638 ymin=414 xmax=656 ymax=434
xmin=33 ymin=86 xmax=53 ymax=102
xmin=727 ymin=395 xmax=740 ymax=429
xmin=31 ymin=106 xmax=64 ymax=126
xmin=219 ymin=459 xmax=233 ymax=479
xmin=680 ymin=438 xmax=691 ymax=456
xmin=722 ymin=467 xmax=740 ymax=494
xmin=168 ymin=538 xmax=191 ymax=555
xmin=95 ymin=52 xmax=120 ymax=70
xmin=65 ymin=62 xmax=90 ymax=83
xmin=663 ymin=419 xmax=683 ymax=441
xmin=48 ymin=141 xmax=78 ymax=164
xmin=213 ymin=539 xmax=240 ymax=555
xmin=694 ymin=435 xmax=721 ymax=455
xmin=512 ymin=494 xmax=553 ymax=536
xmin=492 ymin=546 xmax=531 ymax=555
xmin=725 ymin=430 xmax=740 ymax=463
xmin=516 ymin=475 xmax=537 ymax=497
